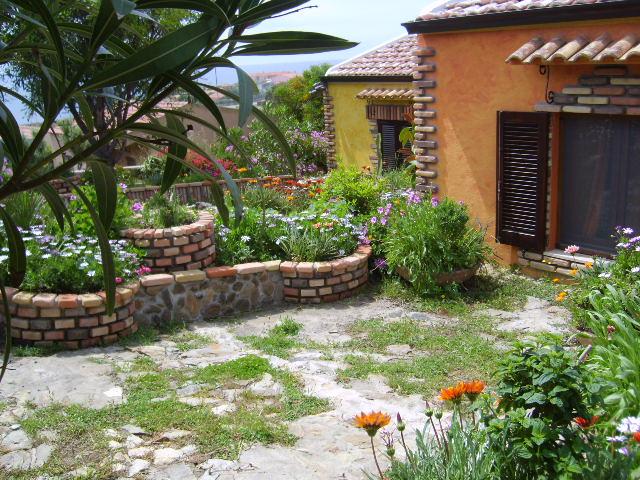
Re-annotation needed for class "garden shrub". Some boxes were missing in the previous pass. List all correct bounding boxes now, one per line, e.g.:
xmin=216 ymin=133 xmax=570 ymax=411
xmin=321 ymin=168 xmax=384 ymax=216
xmin=384 ymin=197 xmax=489 ymax=294
xmin=139 ymin=192 xmax=197 ymax=229
xmin=139 ymin=155 xmax=166 ymax=186
xmin=67 ymin=184 xmax=134 ymax=238
xmin=2 ymin=190 xmax=49 ymax=230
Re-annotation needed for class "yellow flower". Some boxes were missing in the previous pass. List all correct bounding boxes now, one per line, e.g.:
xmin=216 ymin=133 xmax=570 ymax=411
xmin=354 ymin=411 xmax=391 ymax=437
xmin=237 ymin=167 xmax=248 ymax=173
xmin=570 ymin=269 xmax=578 ymax=276
xmin=556 ymin=291 xmax=568 ymax=302
xmin=585 ymin=262 xmax=593 ymax=269
xmin=552 ymin=278 xmax=560 ymax=283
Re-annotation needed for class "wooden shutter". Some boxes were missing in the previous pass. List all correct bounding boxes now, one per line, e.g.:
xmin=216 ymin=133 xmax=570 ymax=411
xmin=496 ymin=111 xmax=549 ymax=252
xmin=380 ymin=122 xmax=400 ymax=171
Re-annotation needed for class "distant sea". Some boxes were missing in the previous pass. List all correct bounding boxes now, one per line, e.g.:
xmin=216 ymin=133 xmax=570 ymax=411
xmin=6 ymin=58 xmax=344 ymax=125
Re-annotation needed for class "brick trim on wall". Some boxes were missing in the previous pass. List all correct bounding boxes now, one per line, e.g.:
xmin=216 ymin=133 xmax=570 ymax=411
xmin=535 ymin=66 xmax=640 ymax=115
xmin=412 ymin=46 xmax=438 ymax=194
xmin=323 ymin=90 xmax=337 ymax=169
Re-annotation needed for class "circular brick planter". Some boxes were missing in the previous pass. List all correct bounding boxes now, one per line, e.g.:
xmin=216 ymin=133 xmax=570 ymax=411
xmin=280 ymin=245 xmax=371 ymax=304
xmin=120 ymin=211 xmax=216 ymax=274
xmin=0 ymin=282 xmax=140 ymax=349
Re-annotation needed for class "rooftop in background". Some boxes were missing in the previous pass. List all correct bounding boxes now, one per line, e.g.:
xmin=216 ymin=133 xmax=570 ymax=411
xmin=418 ymin=0 xmax=615 ymax=20
xmin=325 ymin=36 xmax=417 ymax=80
xmin=404 ymin=0 xmax=639 ymax=34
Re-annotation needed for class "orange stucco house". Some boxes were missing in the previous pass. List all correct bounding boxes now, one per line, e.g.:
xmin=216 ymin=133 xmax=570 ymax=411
xmin=403 ymin=0 xmax=640 ymax=276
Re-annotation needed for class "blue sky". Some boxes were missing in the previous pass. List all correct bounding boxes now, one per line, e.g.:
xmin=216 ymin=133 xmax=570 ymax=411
xmin=7 ymin=0 xmax=430 ymax=123
xmin=236 ymin=0 xmax=429 ymax=66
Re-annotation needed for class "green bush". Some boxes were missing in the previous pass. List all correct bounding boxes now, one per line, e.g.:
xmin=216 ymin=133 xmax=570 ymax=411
xmin=139 ymin=155 xmax=166 ymax=186
xmin=139 ymin=192 xmax=197 ymax=229
xmin=279 ymin=226 xmax=341 ymax=262
xmin=67 ymin=185 xmax=134 ymax=238
xmin=2 ymin=191 xmax=48 ymax=230
xmin=321 ymin=168 xmax=384 ymax=216
xmin=384 ymin=197 xmax=489 ymax=294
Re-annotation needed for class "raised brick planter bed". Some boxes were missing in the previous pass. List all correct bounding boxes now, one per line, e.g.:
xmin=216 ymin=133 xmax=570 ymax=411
xmin=280 ymin=245 xmax=371 ymax=304
xmin=120 ymin=212 xmax=216 ymax=274
xmin=0 ymin=282 xmax=140 ymax=349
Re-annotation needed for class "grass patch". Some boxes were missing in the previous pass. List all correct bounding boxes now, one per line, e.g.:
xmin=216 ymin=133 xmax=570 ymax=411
xmin=17 ymin=354 xmax=329 ymax=476
xmin=10 ymin=344 xmax=65 ymax=357
xmin=119 ymin=320 xmax=212 ymax=351
xmin=379 ymin=267 xmax=560 ymax=318
xmin=338 ymin=315 xmax=515 ymax=397
xmin=240 ymin=317 xmax=304 ymax=358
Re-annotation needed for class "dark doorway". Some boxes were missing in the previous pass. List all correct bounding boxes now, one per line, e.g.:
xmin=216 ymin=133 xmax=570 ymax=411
xmin=378 ymin=120 xmax=411 ymax=171
xmin=559 ymin=114 xmax=640 ymax=255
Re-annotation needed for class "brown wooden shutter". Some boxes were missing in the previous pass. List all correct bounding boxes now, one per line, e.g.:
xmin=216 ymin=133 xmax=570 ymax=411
xmin=496 ymin=111 xmax=549 ymax=252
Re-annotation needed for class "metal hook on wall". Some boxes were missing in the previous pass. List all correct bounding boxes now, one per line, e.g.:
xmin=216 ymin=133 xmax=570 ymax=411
xmin=539 ymin=65 xmax=555 ymax=104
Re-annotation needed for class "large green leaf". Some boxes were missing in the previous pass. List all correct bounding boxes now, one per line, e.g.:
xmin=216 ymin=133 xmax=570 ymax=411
xmin=0 ymin=100 xmax=24 ymax=164
xmin=231 ymin=31 xmax=357 ymax=55
xmin=90 ymin=0 xmax=122 ymax=54
xmin=73 ymin=93 xmax=95 ymax=135
xmin=0 ymin=206 xmax=26 ymax=287
xmin=67 ymin=182 xmax=117 ymax=315
xmin=84 ymin=18 xmax=218 ymax=90
xmin=88 ymin=160 xmax=118 ymax=231
xmin=209 ymin=181 xmax=229 ymax=227
xmin=199 ymin=83 xmax=297 ymax=176
xmin=167 ymin=73 xmax=227 ymax=133
xmin=37 ymin=183 xmax=74 ymax=233
xmin=125 ymin=123 xmax=243 ymax=223
xmin=235 ymin=0 xmax=308 ymax=25
xmin=161 ymin=114 xmax=186 ymax=194
xmin=0 ymin=274 xmax=13 ymax=383
xmin=135 ymin=0 xmax=229 ymax=21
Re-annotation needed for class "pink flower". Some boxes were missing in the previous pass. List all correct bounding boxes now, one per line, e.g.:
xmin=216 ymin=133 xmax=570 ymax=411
xmin=115 ymin=277 xmax=123 ymax=284
xmin=565 ymin=245 xmax=580 ymax=255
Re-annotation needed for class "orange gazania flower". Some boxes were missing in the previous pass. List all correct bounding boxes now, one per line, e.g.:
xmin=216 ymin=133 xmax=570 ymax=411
xmin=440 ymin=382 xmax=466 ymax=403
xmin=463 ymin=380 xmax=486 ymax=400
xmin=574 ymin=416 xmax=600 ymax=428
xmin=354 ymin=411 xmax=391 ymax=437
xmin=585 ymin=262 xmax=594 ymax=269
xmin=556 ymin=291 xmax=568 ymax=302
xmin=633 ymin=432 xmax=640 ymax=442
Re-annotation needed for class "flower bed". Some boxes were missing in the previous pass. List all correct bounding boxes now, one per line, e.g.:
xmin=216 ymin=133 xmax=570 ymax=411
xmin=1 ymin=282 xmax=140 ymax=349
xmin=120 ymin=211 xmax=216 ymax=274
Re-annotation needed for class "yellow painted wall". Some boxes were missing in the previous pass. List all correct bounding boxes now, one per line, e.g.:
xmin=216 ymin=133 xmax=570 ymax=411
xmin=419 ymin=20 xmax=640 ymax=264
xmin=327 ymin=81 xmax=413 ymax=169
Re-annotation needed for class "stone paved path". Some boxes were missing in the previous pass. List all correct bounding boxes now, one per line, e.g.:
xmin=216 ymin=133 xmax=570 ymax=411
xmin=0 ymin=293 xmax=570 ymax=479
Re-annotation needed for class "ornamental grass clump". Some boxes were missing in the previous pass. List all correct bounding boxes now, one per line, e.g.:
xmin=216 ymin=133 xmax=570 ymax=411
xmin=384 ymin=196 xmax=490 ymax=294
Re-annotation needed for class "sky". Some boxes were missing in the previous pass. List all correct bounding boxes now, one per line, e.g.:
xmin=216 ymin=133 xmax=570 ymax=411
xmin=7 ymin=0 xmax=432 ymax=124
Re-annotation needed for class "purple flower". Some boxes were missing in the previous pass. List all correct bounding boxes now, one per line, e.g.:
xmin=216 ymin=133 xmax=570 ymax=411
xmin=370 ymin=217 xmax=378 ymax=224
xmin=373 ymin=258 xmax=388 ymax=270
xmin=132 ymin=202 xmax=143 ymax=213
xmin=119 ymin=182 xmax=128 ymax=192
xmin=225 ymin=145 xmax=234 ymax=153
xmin=380 ymin=217 xmax=387 ymax=226
xmin=406 ymin=190 xmax=421 ymax=205
xmin=431 ymin=196 xmax=440 ymax=207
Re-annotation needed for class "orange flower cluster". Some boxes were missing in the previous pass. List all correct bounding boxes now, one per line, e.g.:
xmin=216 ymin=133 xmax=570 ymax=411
xmin=556 ymin=291 xmax=568 ymax=302
xmin=574 ymin=416 xmax=600 ymax=429
xmin=440 ymin=380 xmax=486 ymax=403
xmin=261 ymin=177 xmax=324 ymax=202
xmin=354 ymin=411 xmax=391 ymax=437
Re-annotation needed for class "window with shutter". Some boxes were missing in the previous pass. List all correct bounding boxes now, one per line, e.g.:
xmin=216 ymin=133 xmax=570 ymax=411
xmin=496 ymin=111 xmax=549 ymax=252
xmin=378 ymin=121 xmax=411 ymax=171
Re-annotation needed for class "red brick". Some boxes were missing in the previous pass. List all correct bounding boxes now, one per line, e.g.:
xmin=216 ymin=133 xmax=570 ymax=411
xmin=321 ymin=293 xmax=340 ymax=302
xmin=44 ymin=331 xmax=65 ymax=341
xmin=110 ymin=321 xmax=126 ymax=333
xmin=592 ymin=86 xmax=626 ymax=96
xmin=283 ymin=287 xmax=299 ymax=297
xmin=57 ymin=294 xmax=79 ymax=309
xmin=175 ymin=255 xmax=191 ymax=265
xmin=154 ymin=238 xmax=171 ymax=248
xmin=54 ymin=319 xmax=75 ymax=329
xmin=155 ymin=257 xmax=173 ymax=267
xmin=163 ymin=247 xmax=180 ymax=257
xmin=67 ymin=329 xmax=89 ymax=340
xmin=280 ymin=261 xmax=297 ymax=273
xmin=198 ymin=238 xmax=212 ymax=249
xmin=206 ymin=266 xmax=237 ymax=278
xmin=22 ymin=330 xmax=42 ymax=341
xmin=91 ymin=326 xmax=109 ymax=337
xmin=17 ymin=307 xmax=38 ymax=318
xmin=611 ymin=96 xmax=640 ymax=106
xmin=173 ymin=236 xmax=189 ymax=246
xmin=626 ymin=107 xmax=640 ymax=115
xmin=182 ymin=243 xmax=200 ymax=254
xmin=81 ymin=338 xmax=102 ymax=348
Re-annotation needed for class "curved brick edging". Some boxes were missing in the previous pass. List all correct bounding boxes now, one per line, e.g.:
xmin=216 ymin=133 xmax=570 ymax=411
xmin=281 ymin=245 xmax=371 ymax=304
xmin=135 ymin=246 xmax=372 ymax=325
xmin=0 ymin=282 xmax=140 ymax=349
xmin=120 ymin=212 xmax=216 ymax=274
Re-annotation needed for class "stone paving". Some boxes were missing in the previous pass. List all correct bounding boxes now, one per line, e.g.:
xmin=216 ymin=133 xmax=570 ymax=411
xmin=0 ymin=293 xmax=571 ymax=479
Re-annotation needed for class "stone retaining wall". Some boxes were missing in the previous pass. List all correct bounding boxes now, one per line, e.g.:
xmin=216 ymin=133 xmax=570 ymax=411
xmin=120 ymin=212 xmax=216 ymax=274
xmin=1 ymin=283 xmax=140 ymax=349
xmin=1 ymin=247 xmax=372 ymax=349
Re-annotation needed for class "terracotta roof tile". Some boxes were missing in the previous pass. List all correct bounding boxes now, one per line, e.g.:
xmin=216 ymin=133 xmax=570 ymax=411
xmin=419 ymin=0 xmax=617 ymax=21
xmin=326 ymin=36 xmax=417 ymax=78
xmin=507 ymin=33 xmax=640 ymax=63
xmin=356 ymin=88 xmax=416 ymax=100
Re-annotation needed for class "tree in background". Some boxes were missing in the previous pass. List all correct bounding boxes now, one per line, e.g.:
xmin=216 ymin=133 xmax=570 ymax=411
xmin=266 ymin=63 xmax=330 ymax=131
